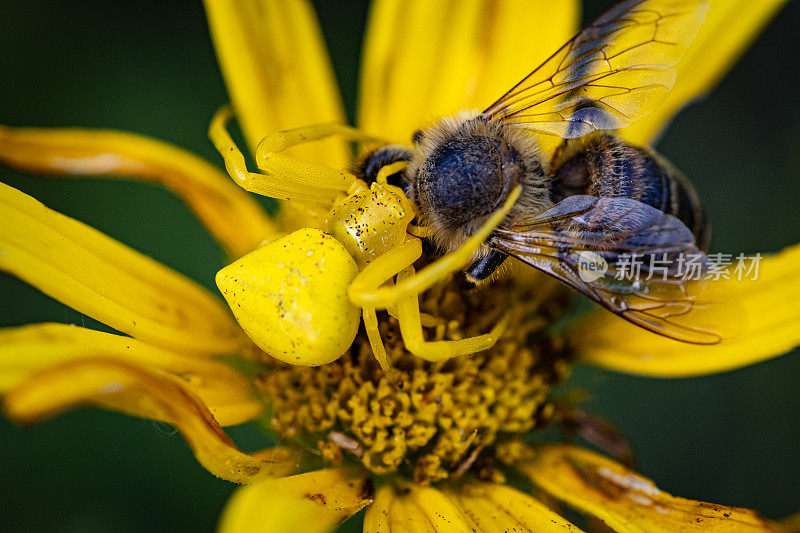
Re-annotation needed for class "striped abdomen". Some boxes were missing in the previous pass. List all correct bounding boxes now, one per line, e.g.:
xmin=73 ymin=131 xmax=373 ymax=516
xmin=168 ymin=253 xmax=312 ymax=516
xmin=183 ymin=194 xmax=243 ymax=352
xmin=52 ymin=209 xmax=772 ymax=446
xmin=551 ymin=133 xmax=710 ymax=251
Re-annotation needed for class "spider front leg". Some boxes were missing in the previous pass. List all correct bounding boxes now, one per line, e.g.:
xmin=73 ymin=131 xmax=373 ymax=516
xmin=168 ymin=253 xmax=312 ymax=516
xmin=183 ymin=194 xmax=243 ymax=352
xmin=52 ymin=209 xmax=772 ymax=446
xmin=395 ymin=266 xmax=509 ymax=362
xmin=346 ymin=238 xmax=425 ymax=368
xmin=348 ymin=185 xmax=522 ymax=309
xmin=348 ymin=239 xmax=424 ymax=306
xmin=209 ymin=106 xmax=382 ymax=203
xmin=348 ymin=187 xmax=521 ymax=362
xmin=350 ymin=241 xmax=507 ymax=364
xmin=254 ymin=122 xmax=383 ymax=192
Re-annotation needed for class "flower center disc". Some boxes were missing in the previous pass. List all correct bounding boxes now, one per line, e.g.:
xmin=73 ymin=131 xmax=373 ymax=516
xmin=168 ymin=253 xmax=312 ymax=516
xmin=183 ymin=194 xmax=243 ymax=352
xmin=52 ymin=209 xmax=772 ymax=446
xmin=257 ymin=276 xmax=571 ymax=484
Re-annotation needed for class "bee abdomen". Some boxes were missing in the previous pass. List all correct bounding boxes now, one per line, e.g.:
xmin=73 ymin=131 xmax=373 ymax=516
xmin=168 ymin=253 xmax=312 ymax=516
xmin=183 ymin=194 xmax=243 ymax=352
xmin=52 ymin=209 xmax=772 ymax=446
xmin=552 ymin=134 xmax=710 ymax=251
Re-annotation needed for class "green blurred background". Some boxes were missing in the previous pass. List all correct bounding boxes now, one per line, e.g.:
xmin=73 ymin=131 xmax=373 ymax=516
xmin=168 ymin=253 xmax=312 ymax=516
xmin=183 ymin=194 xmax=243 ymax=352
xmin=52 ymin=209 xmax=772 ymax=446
xmin=0 ymin=1 xmax=798 ymax=531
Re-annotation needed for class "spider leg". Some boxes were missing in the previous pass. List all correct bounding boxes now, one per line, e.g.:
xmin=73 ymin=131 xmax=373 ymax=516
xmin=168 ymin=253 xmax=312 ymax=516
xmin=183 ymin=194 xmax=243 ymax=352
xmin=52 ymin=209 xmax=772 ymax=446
xmin=395 ymin=266 xmax=509 ymax=362
xmin=209 ymin=106 xmax=382 ymax=203
xmin=349 ymin=186 xmax=522 ymax=309
xmin=348 ymin=238 xmax=423 ymax=306
xmin=373 ymin=161 xmax=408 ymax=185
xmin=345 ymin=238 xmax=422 ymax=370
xmin=254 ymin=122 xmax=383 ymax=192
xmin=363 ymin=307 xmax=391 ymax=372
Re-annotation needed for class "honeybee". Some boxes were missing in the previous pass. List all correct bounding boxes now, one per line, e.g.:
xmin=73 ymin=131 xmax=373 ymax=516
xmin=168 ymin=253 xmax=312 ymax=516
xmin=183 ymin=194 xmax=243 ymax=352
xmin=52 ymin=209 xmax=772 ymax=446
xmin=359 ymin=0 xmax=741 ymax=344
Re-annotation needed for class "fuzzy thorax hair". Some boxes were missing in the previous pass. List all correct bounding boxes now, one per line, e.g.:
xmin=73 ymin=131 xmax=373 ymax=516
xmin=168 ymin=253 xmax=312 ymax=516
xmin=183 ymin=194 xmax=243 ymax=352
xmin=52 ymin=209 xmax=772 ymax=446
xmin=405 ymin=111 xmax=552 ymax=258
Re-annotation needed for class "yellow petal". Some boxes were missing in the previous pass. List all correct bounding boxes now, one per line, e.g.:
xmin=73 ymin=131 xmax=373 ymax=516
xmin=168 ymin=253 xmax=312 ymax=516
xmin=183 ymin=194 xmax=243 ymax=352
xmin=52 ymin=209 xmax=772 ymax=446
xmin=358 ymin=0 xmax=579 ymax=143
xmin=219 ymin=467 xmax=372 ymax=533
xmin=0 ymin=182 xmax=243 ymax=356
xmin=621 ymin=0 xmax=788 ymax=145
xmin=0 ymin=125 xmax=276 ymax=258
xmin=3 ymin=358 xmax=300 ymax=482
xmin=780 ymin=513 xmax=800 ymax=532
xmin=442 ymin=481 xmax=582 ymax=532
xmin=364 ymin=483 xmax=472 ymax=533
xmin=520 ymin=445 xmax=779 ymax=532
xmin=204 ymin=0 xmax=348 ymax=167
xmin=362 ymin=484 xmax=393 ymax=532
xmin=0 ymin=323 xmax=261 ymax=426
xmin=570 ymin=244 xmax=800 ymax=377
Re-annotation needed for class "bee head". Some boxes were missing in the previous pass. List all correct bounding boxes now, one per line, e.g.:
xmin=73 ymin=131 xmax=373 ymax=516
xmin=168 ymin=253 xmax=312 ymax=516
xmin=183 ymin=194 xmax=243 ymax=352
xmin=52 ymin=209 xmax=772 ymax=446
xmin=407 ymin=112 xmax=548 ymax=253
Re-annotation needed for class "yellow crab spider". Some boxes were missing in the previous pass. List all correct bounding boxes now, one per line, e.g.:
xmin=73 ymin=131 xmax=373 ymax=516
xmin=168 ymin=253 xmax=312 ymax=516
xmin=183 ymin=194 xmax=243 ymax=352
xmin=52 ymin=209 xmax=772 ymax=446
xmin=211 ymin=110 xmax=517 ymax=367
xmin=209 ymin=105 xmax=382 ymax=204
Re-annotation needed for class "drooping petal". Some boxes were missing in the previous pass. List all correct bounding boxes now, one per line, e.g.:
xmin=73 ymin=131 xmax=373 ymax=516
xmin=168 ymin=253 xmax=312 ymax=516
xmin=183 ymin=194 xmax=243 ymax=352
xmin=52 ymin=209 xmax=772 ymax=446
xmin=0 ymin=323 xmax=261 ymax=426
xmin=358 ymin=0 xmax=579 ymax=143
xmin=204 ymin=0 xmax=348 ymax=167
xmin=364 ymin=483 xmax=473 ymax=533
xmin=621 ymin=0 xmax=788 ymax=145
xmin=2 ymin=358 xmax=300 ymax=482
xmin=570 ymin=244 xmax=800 ymax=377
xmin=520 ymin=445 xmax=779 ymax=532
xmin=0 ymin=125 xmax=276 ymax=258
xmin=0 ymin=182 xmax=243 ymax=356
xmin=219 ymin=467 xmax=372 ymax=533
xmin=442 ymin=481 xmax=582 ymax=532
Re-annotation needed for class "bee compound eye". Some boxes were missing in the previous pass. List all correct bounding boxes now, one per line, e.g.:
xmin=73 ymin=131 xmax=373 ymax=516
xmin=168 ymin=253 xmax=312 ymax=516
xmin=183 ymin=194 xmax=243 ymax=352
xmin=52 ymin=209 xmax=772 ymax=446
xmin=215 ymin=228 xmax=360 ymax=366
xmin=412 ymin=130 xmax=425 ymax=145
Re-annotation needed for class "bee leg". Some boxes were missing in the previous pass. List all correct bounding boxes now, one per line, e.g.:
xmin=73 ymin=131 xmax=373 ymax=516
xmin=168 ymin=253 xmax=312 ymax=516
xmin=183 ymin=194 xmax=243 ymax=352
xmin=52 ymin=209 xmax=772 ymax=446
xmin=395 ymin=266 xmax=509 ymax=362
xmin=209 ymin=106 xmax=382 ymax=203
xmin=464 ymin=250 xmax=508 ymax=284
xmin=349 ymin=186 xmax=522 ymax=309
xmin=560 ymin=408 xmax=635 ymax=469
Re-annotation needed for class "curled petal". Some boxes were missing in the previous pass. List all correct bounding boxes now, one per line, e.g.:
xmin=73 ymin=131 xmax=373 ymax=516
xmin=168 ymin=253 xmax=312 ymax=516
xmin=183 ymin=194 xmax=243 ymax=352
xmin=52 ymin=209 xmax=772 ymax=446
xmin=570 ymin=244 xmax=800 ymax=377
xmin=3 ymin=358 xmax=299 ymax=482
xmin=364 ymin=483 xmax=473 ymax=533
xmin=204 ymin=0 xmax=347 ymax=167
xmin=359 ymin=0 xmax=579 ymax=143
xmin=520 ymin=445 xmax=779 ymax=532
xmin=442 ymin=481 xmax=582 ymax=532
xmin=219 ymin=467 xmax=372 ymax=533
xmin=0 ymin=125 xmax=276 ymax=258
xmin=621 ymin=0 xmax=788 ymax=144
xmin=0 ymin=323 xmax=261 ymax=426
xmin=0 ymin=182 xmax=243 ymax=355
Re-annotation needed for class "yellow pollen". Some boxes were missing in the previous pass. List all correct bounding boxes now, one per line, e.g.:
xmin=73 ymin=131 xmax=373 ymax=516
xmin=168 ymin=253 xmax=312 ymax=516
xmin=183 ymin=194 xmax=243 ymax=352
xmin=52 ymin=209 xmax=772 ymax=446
xmin=257 ymin=276 xmax=573 ymax=484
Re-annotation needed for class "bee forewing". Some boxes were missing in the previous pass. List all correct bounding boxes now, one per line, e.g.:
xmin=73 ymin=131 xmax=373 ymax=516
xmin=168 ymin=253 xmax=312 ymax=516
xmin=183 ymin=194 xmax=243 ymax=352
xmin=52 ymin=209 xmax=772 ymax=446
xmin=491 ymin=195 xmax=747 ymax=344
xmin=483 ymin=0 xmax=709 ymax=138
xmin=622 ymin=276 xmax=748 ymax=344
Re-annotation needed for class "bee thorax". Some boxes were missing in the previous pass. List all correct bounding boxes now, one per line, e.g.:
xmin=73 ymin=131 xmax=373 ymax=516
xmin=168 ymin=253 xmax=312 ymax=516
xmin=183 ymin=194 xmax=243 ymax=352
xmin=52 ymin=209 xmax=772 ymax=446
xmin=407 ymin=113 xmax=551 ymax=255
xmin=424 ymin=135 xmax=511 ymax=219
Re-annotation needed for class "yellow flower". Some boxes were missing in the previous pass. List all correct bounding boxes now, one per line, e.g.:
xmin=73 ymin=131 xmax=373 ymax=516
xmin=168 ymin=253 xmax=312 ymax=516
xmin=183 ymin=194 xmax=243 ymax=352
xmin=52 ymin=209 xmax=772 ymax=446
xmin=0 ymin=1 xmax=798 ymax=532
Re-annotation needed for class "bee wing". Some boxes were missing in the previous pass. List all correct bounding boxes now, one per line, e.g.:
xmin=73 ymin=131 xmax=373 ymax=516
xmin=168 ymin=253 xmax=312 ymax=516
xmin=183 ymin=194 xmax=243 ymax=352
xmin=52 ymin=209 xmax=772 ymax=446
xmin=491 ymin=196 xmax=746 ymax=344
xmin=483 ymin=0 xmax=709 ymax=138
